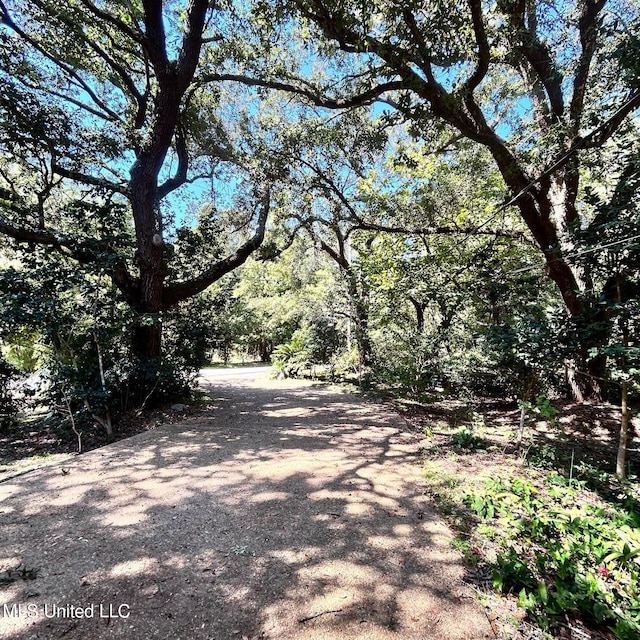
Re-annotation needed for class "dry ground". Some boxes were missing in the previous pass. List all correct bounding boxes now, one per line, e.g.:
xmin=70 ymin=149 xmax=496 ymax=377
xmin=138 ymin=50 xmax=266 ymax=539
xmin=0 ymin=369 xmax=492 ymax=640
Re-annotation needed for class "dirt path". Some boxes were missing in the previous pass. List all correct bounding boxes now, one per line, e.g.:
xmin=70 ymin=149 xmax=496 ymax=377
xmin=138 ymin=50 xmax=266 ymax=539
xmin=1 ymin=370 xmax=492 ymax=640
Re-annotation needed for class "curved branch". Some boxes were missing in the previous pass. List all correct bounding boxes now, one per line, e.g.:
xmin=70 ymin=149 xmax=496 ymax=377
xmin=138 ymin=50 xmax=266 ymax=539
xmin=570 ymin=0 xmax=607 ymax=133
xmin=30 ymin=0 xmax=143 ymax=104
xmin=52 ymin=164 xmax=129 ymax=196
xmin=499 ymin=0 xmax=564 ymax=121
xmin=162 ymin=189 xmax=271 ymax=308
xmin=199 ymin=73 xmax=404 ymax=109
xmin=157 ymin=124 xmax=189 ymax=199
xmin=401 ymin=9 xmax=437 ymax=83
xmin=13 ymin=74 xmax=122 ymax=122
xmin=77 ymin=0 xmax=146 ymax=46
xmin=352 ymin=218 xmax=532 ymax=244
xmin=0 ymin=1 xmax=123 ymax=122
xmin=582 ymin=89 xmax=640 ymax=148
xmin=0 ymin=209 xmax=135 ymax=280
xmin=141 ymin=0 xmax=168 ymax=74
xmin=461 ymin=0 xmax=490 ymax=95
xmin=176 ymin=0 xmax=209 ymax=91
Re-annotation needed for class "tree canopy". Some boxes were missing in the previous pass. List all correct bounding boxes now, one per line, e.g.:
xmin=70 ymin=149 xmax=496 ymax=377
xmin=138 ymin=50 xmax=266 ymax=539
xmin=0 ymin=0 xmax=638 ymax=418
xmin=0 ymin=0 xmax=278 ymax=359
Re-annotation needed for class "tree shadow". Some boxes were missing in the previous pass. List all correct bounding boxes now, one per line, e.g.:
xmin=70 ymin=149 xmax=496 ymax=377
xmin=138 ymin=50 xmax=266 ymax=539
xmin=0 ymin=376 xmax=490 ymax=640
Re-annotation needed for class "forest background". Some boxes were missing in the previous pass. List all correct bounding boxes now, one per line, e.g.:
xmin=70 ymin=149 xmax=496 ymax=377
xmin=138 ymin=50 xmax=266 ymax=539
xmin=0 ymin=1 xmax=639 ymax=634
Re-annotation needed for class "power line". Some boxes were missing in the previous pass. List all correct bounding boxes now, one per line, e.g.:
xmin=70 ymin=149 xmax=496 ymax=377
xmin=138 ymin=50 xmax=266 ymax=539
xmin=474 ymin=88 xmax=640 ymax=233
xmin=510 ymin=233 xmax=640 ymax=275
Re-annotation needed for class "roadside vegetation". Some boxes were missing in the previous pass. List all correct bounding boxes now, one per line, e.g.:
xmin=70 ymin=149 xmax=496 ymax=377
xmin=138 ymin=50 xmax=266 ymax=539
xmin=0 ymin=0 xmax=639 ymax=635
xmin=405 ymin=398 xmax=640 ymax=639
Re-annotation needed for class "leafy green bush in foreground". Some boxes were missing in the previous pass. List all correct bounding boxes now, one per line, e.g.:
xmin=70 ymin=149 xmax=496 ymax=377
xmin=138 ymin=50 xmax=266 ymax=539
xmin=465 ymin=476 xmax=640 ymax=639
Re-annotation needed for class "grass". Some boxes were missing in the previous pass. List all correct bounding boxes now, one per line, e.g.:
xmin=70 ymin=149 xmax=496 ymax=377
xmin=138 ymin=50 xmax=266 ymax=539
xmin=413 ymin=398 xmax=640 ymax=640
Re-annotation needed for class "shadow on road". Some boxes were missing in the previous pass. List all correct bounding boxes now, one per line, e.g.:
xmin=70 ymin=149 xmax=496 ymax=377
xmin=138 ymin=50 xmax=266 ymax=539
xmin=0 ymin=371 xmax=491 ymax=639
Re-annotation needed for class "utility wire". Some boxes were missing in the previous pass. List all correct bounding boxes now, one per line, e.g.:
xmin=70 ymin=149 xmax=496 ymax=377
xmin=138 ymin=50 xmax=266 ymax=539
xmin=463 ymin=89 xmax=640 ymax=276
xmin=510 ymin=233 xmax=640 ymax=275
xmin=473 ymin=88 xmax=640 ymax=233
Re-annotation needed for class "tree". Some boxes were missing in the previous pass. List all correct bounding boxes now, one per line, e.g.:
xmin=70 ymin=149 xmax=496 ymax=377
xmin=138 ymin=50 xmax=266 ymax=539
xmin=234 ymin=235 xmax=345 ymax=362
xmin=575 ymin=135 xmax=640 ymax=477
xmin=0 ymin=0 xmax=274 ymax=366
xmin=234 ymin=0 xmax=640 ymax=396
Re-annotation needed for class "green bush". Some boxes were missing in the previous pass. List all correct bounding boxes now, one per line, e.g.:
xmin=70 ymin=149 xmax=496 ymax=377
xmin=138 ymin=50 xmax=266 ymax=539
xmin=452 ymin=426 xmax=487 ymax=451
xmin=272 ymin=333 xmax=311 ymax=377
xmin=465 ymin=476 xmax=640 ymax=638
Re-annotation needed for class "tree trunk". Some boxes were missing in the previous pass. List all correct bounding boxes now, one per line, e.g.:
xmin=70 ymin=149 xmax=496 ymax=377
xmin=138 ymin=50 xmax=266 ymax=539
xmin=128 ymin=142 xmax=169 ymax=360
xmin=616 ymin=380 xmax=631 ymax=479
xmin=346 ymin=271 xmax=373 ymax=382
xmin=488 ymin=148 xmax=607 ymax=399
xmin=131 ymin=247 xmax=166 ymax=360
xmin=615 ymin=277 xmax=631 ymax=478
xmin=353 ymin=300 xmax=372 ymax=371
xmin=408 ymin=295 xmax=426 ymax=333
xmin=132 ymin=322 xmax=163 ymax=360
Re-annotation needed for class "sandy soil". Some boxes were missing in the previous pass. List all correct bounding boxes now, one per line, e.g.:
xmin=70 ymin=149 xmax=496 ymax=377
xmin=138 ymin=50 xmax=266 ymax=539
xmin=0 ymin=369 xmax=492 ymax=640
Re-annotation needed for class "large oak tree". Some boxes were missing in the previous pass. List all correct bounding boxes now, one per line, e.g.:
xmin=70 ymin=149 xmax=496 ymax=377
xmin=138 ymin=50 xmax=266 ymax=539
xmin=233 ymin=0 xmax=639 ymax=396
xmin=0 ymin=0 xmax=273 ymax=360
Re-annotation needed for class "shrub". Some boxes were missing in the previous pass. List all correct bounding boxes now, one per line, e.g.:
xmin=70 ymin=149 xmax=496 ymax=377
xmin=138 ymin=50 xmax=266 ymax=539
xmin=465 ymin=477 xmax=640 ymax=638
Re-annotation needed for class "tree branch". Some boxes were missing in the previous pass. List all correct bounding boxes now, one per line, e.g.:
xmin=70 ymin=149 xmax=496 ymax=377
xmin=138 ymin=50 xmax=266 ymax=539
xmin=582 ymin=89 xmax=640 ymax=148
xmin=461 ymin=0 xmax=491 ymax=95
xmin=569 ymin=0 xmax=607 ymax=134
xmin=352 ymin=218 xmax=532 ymax=243
xmin=141 ymin=0 xmax=168 ymax=74
xmin=52 ymin=164 xmax=129 ymax=195
xmin=157 ymin=124 xmax=189 ymax=199
xmin=176 ymin=0 xmax=209 ymax=91
xmin=401 ymin=9 xmax=437 ymax=83
xmin=77 ymin=0 xmax=146 ymax=46
xmin=162 ymin=189 xmax=271 ymax=308
xmin=199 ymin=73 xmax=404 ymax=109
xmin=499 ymin=0 xmax=564 ymax=121
xmin=30 ymin=0 xmax=143 ymax=104
xmin=0 ymin=1 xmax=123 ymax=122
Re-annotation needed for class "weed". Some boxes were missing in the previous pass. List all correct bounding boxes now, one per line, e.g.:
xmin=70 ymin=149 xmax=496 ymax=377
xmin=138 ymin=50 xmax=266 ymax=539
xmin=523 ymin=443 xmax=558 ymax=469
xmin=451 ymin=535 xmax=471 ymax=554
xmin=519 ymin=395 xmax=559 ymax=425
xmin=452 ymin=426 xmax=487 ymax=451
xmin=465 ymin=476 xmax=640 ymax=638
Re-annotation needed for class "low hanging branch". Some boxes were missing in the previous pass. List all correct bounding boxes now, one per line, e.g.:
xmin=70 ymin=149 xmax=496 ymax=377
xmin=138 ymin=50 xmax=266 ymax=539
xmin=294 ymin=155 xmax=531 ymax=244
xmin=162 ymin=188 xmax=272 ymax=308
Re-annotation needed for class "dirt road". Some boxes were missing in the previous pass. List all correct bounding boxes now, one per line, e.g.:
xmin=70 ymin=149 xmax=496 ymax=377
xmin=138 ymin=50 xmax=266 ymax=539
xmin=0 ymin=369 xmax=492 ymax=639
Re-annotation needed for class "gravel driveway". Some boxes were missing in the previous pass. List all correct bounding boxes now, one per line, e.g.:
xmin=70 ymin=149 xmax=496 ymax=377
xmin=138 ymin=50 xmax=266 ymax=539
xmin=1 ymin=369 xmax=492 ymax=639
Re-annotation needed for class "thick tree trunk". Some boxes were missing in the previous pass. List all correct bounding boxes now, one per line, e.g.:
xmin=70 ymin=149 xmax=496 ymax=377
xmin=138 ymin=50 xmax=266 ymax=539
xmin=487 ymin=147 xmax=608 ymax=398
xmin=408 ymin=295 xmax=426 ymax=333
xmin=353 ymin=301 xmax=372 ymax=371
xmin=132 ymin=322 xmax=163 ymax=360
xmin=128 ymin=128 xmax=170 ymax=359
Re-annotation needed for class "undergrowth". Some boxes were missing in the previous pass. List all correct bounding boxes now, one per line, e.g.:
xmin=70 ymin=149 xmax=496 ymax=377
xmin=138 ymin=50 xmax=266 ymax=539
xmin=420 ymin=400 xmax=640 ymax=639
xmin=465 ymin=475 xmax=640 ymax=638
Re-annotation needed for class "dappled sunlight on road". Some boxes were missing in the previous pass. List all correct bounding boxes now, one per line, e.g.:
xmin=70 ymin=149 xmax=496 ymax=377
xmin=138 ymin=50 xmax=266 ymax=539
xmin=0 ymin=372 xmax=491 ymax=640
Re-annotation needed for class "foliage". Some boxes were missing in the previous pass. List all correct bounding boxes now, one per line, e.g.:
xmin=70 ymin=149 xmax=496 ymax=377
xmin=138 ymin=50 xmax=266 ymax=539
xmin=488 ymin=310 xmax=567 ymax=399
xmin=465 ymin=476 xmax=640 ymax=638
xmin=518 ymin=395 xmax=560 ymax=425
xmin=0 ymin=354 xmax=18 ymax=429
xmin=451 ymin=426 xmax=487 ymax=452
xmin=0 ymin=247 xmax=202 ymax=432
xmin=232 ymin=238 xmax=347 ymax=362
xmin=271 ymin=333 xmax=311 ymax=378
